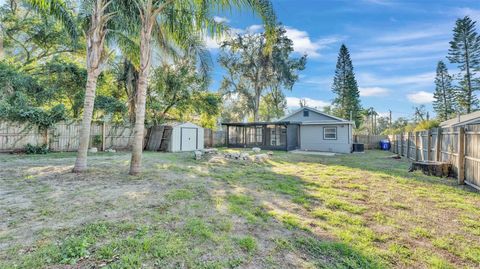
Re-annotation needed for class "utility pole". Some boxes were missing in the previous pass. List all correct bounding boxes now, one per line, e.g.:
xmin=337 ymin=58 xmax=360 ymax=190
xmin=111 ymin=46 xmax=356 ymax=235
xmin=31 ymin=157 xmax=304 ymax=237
xmin=426 ymin=112 xmax=430 ymax=121
xmin=389 ymin=110 xmax=392 ymax=128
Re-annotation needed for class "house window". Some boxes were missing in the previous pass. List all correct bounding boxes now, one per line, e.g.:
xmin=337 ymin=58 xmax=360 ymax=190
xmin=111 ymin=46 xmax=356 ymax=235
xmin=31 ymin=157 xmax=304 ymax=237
xmin=303 ymin=110 xmax=309 ymax=117
xmin=323 ymin=127 xmax=337 ymax=140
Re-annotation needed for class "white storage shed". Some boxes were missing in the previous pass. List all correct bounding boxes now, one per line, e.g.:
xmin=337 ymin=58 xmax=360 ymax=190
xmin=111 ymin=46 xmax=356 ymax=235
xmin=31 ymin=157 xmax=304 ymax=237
xmin=166 ymin=122 xmax=204 ymax=152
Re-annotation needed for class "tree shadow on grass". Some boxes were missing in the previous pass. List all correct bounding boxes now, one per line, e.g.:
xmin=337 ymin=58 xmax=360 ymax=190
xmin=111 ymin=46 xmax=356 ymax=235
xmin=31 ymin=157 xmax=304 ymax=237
xmin=201 ymin=149 xmax=479 ymax=268
xmin=274 ymin=150 xmax=479 ymax=194
xmin=201 ymin=154 xmax=387 ymax=268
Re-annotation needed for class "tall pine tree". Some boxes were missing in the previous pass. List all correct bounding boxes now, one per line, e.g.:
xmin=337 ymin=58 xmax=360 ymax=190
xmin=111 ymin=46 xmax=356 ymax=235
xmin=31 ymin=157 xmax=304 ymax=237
xmin=433 ymin=61 xmax=456 ymax=121
xmin=332 ymin=44 xmax=362 ymax=126
xmin=448 ymin=16 xmax=480 ymax=113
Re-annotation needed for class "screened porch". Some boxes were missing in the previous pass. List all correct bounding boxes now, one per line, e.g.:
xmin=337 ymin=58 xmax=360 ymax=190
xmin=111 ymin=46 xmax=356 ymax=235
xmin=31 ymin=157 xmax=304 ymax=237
xmin=222 ymin=122 xmax=300 ymax=151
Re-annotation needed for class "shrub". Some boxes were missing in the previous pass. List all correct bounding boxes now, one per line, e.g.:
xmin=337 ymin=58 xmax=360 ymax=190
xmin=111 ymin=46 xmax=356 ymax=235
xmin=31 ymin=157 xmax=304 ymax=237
xmin=414 ymin=120 xmax=440 ymax=131
xmin=24 ymin=143 xmax=49 ymax=154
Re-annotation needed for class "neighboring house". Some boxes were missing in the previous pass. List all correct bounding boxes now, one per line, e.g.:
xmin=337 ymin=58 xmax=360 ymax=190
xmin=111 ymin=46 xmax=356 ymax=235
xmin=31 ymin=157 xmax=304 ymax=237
xmin=222 ymin=106 xmax=354 ymax=153
xmin=440 ymin=111 xmax=480 ymax=128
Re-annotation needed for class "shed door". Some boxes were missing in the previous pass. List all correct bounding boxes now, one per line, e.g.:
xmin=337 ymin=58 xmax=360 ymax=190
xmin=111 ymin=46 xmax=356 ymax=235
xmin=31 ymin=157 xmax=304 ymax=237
xmin=180 ymin=127 xmax=198 ymax=151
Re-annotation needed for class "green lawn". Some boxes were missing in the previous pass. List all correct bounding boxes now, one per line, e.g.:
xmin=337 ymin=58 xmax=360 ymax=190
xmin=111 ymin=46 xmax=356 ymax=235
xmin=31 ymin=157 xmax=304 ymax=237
xmin=0 ymin=150 xmax=479 ymax=268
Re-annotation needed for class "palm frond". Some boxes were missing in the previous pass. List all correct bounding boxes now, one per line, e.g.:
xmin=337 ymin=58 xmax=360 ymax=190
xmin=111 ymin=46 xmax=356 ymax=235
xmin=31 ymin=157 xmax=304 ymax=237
xmin=24 ymin=0 xmax=79 ymax=44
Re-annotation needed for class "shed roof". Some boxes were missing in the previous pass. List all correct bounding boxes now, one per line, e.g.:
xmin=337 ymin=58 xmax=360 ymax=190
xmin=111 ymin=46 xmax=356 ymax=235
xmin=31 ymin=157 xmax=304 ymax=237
xmin=440 ymin=111 xmax=480 ymax=127
xmin=161 ymin=122 xmax=203 ymax=128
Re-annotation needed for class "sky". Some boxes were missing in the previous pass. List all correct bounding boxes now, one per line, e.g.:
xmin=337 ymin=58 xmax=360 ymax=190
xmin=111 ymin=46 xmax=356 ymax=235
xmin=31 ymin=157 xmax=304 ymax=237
xmin=205 ymin=0 xmax=480 ymax=120
xmin=2 ymin=0 xmax=479 ymax=120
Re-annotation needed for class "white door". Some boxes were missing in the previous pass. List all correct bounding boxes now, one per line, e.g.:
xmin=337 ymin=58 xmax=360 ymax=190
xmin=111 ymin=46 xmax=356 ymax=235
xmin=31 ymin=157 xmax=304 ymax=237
xmin=181 ymin=128 xmax=197 ymax=151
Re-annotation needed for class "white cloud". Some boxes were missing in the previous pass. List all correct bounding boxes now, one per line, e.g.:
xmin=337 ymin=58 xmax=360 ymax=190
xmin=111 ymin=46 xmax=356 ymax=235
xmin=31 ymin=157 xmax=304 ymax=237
xmin=375 ymin=28 xmax=447 ymax=43
xmin=377 ymin=111 xmax=390 ymax=118
xmin=363 ymin=0 xmax=395 ymax=5
xmin=357 ymin=72 xmax=435 ymax=89
xmin=286 ymin=97 xmax=330 ymax=110
xmin=406 ymin=91 xmax=434 ymax=104
xmin=359 ymin=87 xmax=390 ymax=97
xmin=296 ymin=75 xmax=332 ymax=88
xmin=204 ymin=24 xmax=343 ymax=56
xmin=353 ymin=41 xmax=447 ymax=61
xmin=204 ymin=35 xmax=222 ymax=50
xmin=246 ymin=24 xmax=263 ymax=33
xmin=203 ymin=24 xmax=265 ymax=50
xmin=213 ymin=16 xmax=230 ymax=23
xmin=455 ymin=7 xmax=480 ymax=22
xmin=284 ymin=26 xmax=343 ymax=58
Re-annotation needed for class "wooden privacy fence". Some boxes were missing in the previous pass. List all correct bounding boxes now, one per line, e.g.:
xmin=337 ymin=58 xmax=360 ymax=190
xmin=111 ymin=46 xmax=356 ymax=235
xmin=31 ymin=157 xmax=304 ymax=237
xmin=354 ymin=135 xmax=388 ymax=149
xmin=389 ymin=124 xmax=480 ymax=190
xmin=0 ymin=121 xmax=221 ymax=152
xmin=0 ymin=121 xmax=135 ymax=152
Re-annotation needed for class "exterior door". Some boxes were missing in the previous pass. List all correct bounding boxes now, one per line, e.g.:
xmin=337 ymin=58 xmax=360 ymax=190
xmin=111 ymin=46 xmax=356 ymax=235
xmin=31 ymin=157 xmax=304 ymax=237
xmin=181 ymin=128 xmax=197 ymax=151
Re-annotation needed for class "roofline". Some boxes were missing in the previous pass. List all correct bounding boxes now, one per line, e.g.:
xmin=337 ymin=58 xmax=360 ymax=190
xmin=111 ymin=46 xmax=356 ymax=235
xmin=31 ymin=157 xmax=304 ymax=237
xmin=278 ymin=106 xmax=349 ymax=122
xmin=300 ymin=121 xmax=355 ymax=125
xmin=440 ymin=111 xmax=480 ymax=127
xmin=441 ymin=118 xmax=480 ymax=127
xmin=221 ymin=121 xmax=301 ymax=126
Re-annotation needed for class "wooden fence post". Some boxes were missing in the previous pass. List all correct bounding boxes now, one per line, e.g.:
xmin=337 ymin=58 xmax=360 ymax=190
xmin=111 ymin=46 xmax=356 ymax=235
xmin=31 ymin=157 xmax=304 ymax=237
xmin=102 ymin=121 xmax=106 ymax=151
xmin=398 ymin=132 xmax=403 ymax=156
xmin=406 ymin=132 xmax=411 ymax=159
xmin=426 ymin=129 xmax=431 ymax=161
xmin=436 ymin=128 xmax=442 ymax=162
xmin=457 ymin=127 xmax=465 ymax=185
xmin=415 ymin=132 xmax=419 ymax=161
xmin=44 ymin=127 xmax=49 ymax=149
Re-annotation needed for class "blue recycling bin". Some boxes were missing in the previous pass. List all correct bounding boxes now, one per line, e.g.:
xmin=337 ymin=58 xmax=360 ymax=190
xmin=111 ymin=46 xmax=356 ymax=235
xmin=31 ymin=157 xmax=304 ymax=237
xmin=379 ymin=139 xmax=391 ymax=150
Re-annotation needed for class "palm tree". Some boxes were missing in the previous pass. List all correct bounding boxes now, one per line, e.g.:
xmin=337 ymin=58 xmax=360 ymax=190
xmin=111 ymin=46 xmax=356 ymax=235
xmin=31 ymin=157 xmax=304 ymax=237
xmin=126 ymin=0 xmax=276 ymax=175
xmin=73 ymin=0 xmax=140 ymax=172
xmin=72 ymin=0 xmax=115 ymax=172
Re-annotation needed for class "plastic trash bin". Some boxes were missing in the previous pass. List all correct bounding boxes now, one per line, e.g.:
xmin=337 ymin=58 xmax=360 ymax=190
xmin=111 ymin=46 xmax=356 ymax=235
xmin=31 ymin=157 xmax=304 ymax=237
xmin=379 ymin=139 xmax=391 ymax=150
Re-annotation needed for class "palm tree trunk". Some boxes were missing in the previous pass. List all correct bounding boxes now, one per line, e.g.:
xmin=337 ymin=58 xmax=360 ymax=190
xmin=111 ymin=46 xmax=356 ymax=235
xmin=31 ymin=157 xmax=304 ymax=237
xmin=73 ymin=71 xmax=99 ymax=172
xmin=73 ymin=0 xmax=106 ymax=172
xmin=129 ymin=13 xmax=153 ymax=175
xmin=125 ymin=61 xmax=138 ymax=123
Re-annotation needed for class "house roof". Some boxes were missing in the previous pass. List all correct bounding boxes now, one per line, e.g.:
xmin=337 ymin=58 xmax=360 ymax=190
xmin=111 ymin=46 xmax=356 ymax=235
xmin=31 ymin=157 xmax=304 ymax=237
xmin=221 ymin=121 xmax=301 ymax=126
xmin=300 ymin=121 xmax=355 ymax=125
xmin=277 ymin=106 xmax=353 ymax=123
xmin=440 ymin=111 xmax=480 ymax=127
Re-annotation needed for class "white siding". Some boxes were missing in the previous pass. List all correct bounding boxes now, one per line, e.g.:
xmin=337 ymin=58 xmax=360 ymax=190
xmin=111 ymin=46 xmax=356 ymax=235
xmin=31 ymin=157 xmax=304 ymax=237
xmin=300 ymin=124 xmax=351 ymax=153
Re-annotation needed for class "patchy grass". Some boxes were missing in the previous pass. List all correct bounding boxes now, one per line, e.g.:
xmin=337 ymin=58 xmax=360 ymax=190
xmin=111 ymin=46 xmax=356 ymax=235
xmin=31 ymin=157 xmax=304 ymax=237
xmin=0 ymin=150 xmax=479 ymax=268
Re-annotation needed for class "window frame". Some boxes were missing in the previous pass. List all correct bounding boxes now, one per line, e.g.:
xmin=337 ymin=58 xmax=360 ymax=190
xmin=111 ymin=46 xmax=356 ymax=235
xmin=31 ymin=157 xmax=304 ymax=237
xmin=303 ymin=110 xmax=309 ymax=117
xmin=323 ymin=126 xmax=337 ymax=140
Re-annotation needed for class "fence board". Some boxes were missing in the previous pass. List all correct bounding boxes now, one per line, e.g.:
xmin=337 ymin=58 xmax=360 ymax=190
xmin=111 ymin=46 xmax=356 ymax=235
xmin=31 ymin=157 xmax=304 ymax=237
xmin=465 ymin=124 xmax=480 ymax=188
xmin=0 ymin=121 xmax=136 ymax=152
xmin=354 ymin=135 xmax=388 ymax=149
xmin=389 ymin=124 xmax=480 ymax=189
